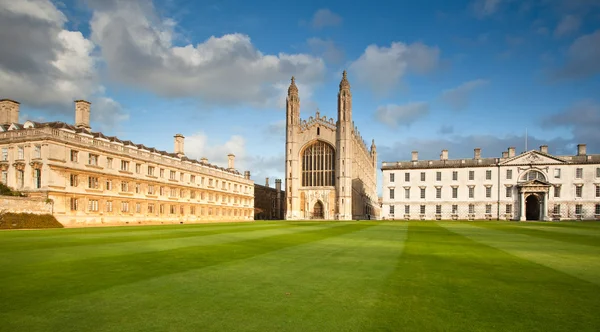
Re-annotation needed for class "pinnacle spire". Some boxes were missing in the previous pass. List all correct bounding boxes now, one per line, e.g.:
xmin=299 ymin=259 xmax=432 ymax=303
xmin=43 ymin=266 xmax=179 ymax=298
xmin=339 ymin=70 xmax=350 ymax=90
xmin=288 ymin=76 xmax=298 ymax=95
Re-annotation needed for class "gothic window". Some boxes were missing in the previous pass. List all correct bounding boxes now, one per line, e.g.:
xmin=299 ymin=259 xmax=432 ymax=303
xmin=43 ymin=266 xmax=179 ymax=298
xmin=301 ymin=141 xmax=335 ymax=187
xmin=520 ymin=170 xmax=546 ymax=182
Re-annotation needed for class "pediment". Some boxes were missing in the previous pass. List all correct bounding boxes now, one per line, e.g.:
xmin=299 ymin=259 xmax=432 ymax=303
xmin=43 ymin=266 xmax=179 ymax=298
xmin=519 ymin=179 xmax=551 ymax=187
xmin=500 ymin=150 xmax=566 ymax=165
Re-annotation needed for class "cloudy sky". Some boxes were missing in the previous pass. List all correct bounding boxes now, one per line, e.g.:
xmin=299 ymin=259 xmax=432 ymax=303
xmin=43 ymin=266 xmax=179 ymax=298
xmin=1 ymin=0 xmax=599 ymax=191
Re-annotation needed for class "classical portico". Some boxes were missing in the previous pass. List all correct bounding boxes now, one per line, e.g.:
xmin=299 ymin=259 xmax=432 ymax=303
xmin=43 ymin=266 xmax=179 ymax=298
xmin=518 ymin=180 xmax=551 ymax=221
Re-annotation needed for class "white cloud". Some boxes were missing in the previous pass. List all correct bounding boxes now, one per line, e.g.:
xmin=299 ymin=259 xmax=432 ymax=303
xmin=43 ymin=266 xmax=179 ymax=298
xmin=0 ymin=0 xmax=126 ymax=129
xmin=542 ymin=99 xmax=600 ymax=144
xmin=184 ymin=132 xmax=246 ymax=167
xmin=310 ymin=9 xmax=342 ymax=29
xmin=90 ymin=97 xmax=130 ymax=132
xmin=348 ymin=42 xmax=440 ymax=94
xmin=472 ymin=0 xmax=503 ymax=18
xmin=375 ymin=102 xmax=430 ymax=128
xmin=87 ymin=0 xmax=326 ymax=108
xmin=183 ymin=131 xmax=285 ymax=183
xmin=307 ymin=38 xmax=344 ymax=64
xmin=440 ymin=79 xmax=489 ymax=111
xmin=378 ymin=134 xmax=573 ymax=164
xmin=554 ymin=15 xmax=581 ymax=38
xmin=552 ymin=29 xmax=600 ymax=80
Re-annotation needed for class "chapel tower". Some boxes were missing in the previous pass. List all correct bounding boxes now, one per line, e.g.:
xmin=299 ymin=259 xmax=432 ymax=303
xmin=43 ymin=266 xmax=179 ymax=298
xmin=285 ymin=77 xmax=300 ymax=219
xmin=336 ymin=71 xmax=353 ymax=220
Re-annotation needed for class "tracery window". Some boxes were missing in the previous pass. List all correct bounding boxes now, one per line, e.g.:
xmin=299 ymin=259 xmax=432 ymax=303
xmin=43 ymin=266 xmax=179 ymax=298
xmin=520 ymin=170 xmax=546 ymax=182
xmin=302 ymin=141 xmax=335 ymax=187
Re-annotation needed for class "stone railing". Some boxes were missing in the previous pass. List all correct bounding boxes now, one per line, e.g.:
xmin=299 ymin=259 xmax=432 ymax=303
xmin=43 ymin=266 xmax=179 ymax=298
xmin=0 ymin=127 xmax=250 ymax=183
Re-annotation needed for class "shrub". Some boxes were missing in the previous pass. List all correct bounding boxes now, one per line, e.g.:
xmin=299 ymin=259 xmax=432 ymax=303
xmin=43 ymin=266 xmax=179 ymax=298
xmin=0 ymin=182 xmax=26 ymax=197
xmin=0 ymin=213 xmax=63 ymax=229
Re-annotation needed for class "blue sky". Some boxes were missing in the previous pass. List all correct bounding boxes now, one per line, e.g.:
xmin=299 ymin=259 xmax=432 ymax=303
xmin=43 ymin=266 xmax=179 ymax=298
xmin=1 ymin=0 xmax=599 ymax=191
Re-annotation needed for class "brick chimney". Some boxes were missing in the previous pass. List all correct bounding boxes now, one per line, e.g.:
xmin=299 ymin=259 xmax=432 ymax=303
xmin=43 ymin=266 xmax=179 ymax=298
xmin=577 ymin=144 xmax=586 ymax=156
xmin=74 ymin=100 xmax=91 ymax=129
xmin=174 ymin=134 xmax=185 ymax=156
xmin=200 ymin=157 xmax=208 ymax=164
xmin=0 ymin=99 xmax=20 ymax=125
xmin=539 ymin=145 xmax=548 ymax=154
xmin=411 ymin=151 xmax=418 ymax=161
xmin=244 ymin=171 xmax=251 ymax=179
xmin=474 ymin=148 xmax=481 ymax=159
xmin=502 ymin=151 xmax=508 ymax=158
xmin=227 ymin=154 xmax=235 ymax=170
xmin=265 ymin=177 xmax=270 ymax=187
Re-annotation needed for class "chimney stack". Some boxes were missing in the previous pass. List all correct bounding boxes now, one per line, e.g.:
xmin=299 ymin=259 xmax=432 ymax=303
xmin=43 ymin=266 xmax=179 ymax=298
xmin=244 ymin=171 xmax=251 ymax=179
xmin=0 ymin=99 xmax=19 ymax=125
xmin=539 ymin=145 xmax=548 ymax=154
xmin=275 ymin=179 xmax=282 ymax=192
xmin=577 ymin=144 xmax=587 ymax=156
xmin=200 ymin=157 xmax=208 ymax=164
xmin=411 ymin=151 xmax=418 ymax=161
xmin=174 ymin=134 xmax=185 ymax=156
xmin=508 ymin=147 xmax=516 ymax=158
xmin=474 ymin=148 xmax=481 ymax=159
xmin=74 ymin=100 xmax=91 ymax=129
xmin=440 ymin=149 xmax=448 ymax=160
xmin=227 ymin=154 xmax=235 ymax=170
xmin=502 ymin=151 xmax=508 ymax=158
xmin=265 ymin=177 xmax=270 ymax=187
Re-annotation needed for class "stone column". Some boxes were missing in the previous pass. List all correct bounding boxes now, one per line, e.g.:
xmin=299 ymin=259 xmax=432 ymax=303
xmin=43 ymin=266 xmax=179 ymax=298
xmin=543 ymin=193 xmax=549 ymax=221
xmin=519 ymin=192 xmax=526 ymax=221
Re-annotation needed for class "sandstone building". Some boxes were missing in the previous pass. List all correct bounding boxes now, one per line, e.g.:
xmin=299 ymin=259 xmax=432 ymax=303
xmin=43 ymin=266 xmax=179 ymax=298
xmin=0 ymin=98 xmax=254 ymax=226
xmin=284 ymin=72 xmax=379 ymax=220
xmin=381 ymin=146 xmax=600 ymax=221
xmin=253 ymin=177 xmax=285 ymax=220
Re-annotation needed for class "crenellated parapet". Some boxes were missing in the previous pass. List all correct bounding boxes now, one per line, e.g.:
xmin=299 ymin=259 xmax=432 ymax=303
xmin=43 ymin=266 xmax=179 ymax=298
xmin=351 ymin=123 xmax=370 ymax=156
xmin=299 ymin=109 xmax=336 ymax=132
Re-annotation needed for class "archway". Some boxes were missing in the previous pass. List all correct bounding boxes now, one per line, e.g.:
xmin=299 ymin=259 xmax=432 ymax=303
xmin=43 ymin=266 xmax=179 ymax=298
xmin=525 ymin=194 xmax=540 ymax=220
xmin=312 ymin=201 xmax=324 ymax=219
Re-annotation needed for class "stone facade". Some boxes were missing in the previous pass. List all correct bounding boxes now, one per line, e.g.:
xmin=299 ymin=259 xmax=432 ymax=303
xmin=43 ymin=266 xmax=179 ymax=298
xmin=0 ymin=99 xmax=254 ymax=226
xmin=285 ymin=72 xmax=379 ymax=220
xmin=254 ymin=177 xmax=285 ymax=220
xmin=381 ymin=145 xmax=600 ymax=221
xmin=0 ymin=196 xmax=52 ymax=215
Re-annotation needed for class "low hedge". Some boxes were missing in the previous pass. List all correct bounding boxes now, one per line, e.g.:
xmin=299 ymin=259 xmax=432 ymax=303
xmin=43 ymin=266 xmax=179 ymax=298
xmin=0 ymin=213 xmax=63 ymax=229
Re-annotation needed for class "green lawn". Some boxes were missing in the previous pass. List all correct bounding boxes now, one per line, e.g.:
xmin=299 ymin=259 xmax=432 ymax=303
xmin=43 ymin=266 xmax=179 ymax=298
xmin=1 ymin=221 xmax=599 ymax=332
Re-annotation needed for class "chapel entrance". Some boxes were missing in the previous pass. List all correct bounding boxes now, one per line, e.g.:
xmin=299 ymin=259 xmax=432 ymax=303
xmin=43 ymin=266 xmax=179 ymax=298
xmin=525 ymin=194 xmax=540 ymax=220
xmin=312 ymin=201 xmax=324 ymax=219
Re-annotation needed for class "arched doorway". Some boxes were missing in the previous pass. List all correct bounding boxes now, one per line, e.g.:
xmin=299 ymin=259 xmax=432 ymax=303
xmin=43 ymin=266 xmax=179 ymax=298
xmin=312 ymin=201 xmax=324 ymax=219
xmin=526 ymin=194 xmax=540 ymax=220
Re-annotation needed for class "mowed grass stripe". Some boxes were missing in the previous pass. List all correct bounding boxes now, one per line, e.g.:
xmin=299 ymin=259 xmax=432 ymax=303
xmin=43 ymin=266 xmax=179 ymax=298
xmin=0 ymin=222 xmax=371 ymax=313
xmin=522 ymin=221 xmax=600 ymax=230
xmin=441 ymin=222 xmax=600 ymax=286
xmin=0 ymin=223 xmax=329 ymax=267
xmin=369 ymin=222 xmax=600 ymax=332
xmin=0 ymin=222 xmax=290 ymax=252
xmin=509 ymin=223 xmax=600 ymax=237
xmin=475 ymin=222 xmax=600 ymax=247
xmin=0 ymin=224 xmax=407 ymax=332
xmin=0 ymin=221 xmax=286 ymax=245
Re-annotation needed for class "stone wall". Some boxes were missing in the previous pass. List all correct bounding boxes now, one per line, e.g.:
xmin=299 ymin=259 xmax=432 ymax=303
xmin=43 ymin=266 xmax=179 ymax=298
xmin=0 ymin=196 xmax=52 ymax=214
